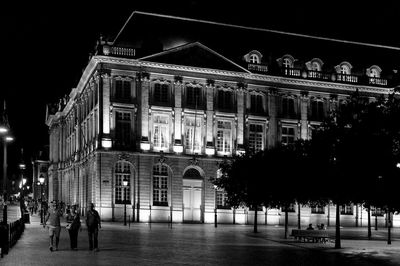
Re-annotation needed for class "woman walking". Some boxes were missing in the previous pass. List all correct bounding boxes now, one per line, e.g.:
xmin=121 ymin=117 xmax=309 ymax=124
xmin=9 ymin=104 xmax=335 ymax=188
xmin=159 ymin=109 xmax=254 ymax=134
xmin=67 ymin=205 xmax=81 ymax=250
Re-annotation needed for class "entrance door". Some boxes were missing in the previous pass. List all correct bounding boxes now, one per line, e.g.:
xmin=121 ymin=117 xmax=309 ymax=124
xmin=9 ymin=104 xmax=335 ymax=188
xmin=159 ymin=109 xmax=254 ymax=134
xmin=183 ymin=179 xmax=203 ymax=222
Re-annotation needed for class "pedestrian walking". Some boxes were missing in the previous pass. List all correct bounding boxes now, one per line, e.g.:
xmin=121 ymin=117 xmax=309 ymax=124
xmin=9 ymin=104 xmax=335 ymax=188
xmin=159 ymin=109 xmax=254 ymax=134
xmin=86 ymin=203 xmax=101 ymax=251
xmin=67 ymin=205 xmax=81 ymax=250
xmin=44 ymin=201 xmax=63 ymax=251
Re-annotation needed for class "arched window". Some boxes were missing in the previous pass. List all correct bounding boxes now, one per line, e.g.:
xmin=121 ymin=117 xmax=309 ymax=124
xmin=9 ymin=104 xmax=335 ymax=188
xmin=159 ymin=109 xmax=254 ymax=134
xmin=115 ymin=161 xmax=131 ymax=204
xmin=283 ymin=58 xmax=293 ymax=68
xmin=249 ymin=54 xmax=260 ymax=64
xmin=340 ymin=65 xmax=350 ymax=75
xmin=153 ymin=164 xmax=169 ymax=206
xmin=311 ymin=62 xmax=321 ymax=71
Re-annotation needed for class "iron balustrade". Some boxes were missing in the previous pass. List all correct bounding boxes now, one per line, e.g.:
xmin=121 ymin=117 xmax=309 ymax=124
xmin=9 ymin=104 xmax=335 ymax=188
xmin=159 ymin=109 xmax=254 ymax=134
xmin=335 ymin=73 xmax=358 ymax=83
xmin=369 ymin=77 xmax=388 ymax=86
xmin=248 ymin=63 xmax=268 ymax=73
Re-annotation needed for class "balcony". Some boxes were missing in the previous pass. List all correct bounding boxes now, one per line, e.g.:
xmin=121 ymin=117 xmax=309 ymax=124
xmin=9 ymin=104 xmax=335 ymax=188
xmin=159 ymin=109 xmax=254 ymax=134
xmin=248 ymin=63 xmax=268 ymax=73
xmin=307 ymin=70 xmax=330 ymax=81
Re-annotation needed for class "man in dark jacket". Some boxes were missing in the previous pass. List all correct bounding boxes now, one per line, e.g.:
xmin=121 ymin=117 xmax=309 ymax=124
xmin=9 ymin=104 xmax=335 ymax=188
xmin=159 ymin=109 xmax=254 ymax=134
xmin=86 ymin=203 xmax=101 ymax=251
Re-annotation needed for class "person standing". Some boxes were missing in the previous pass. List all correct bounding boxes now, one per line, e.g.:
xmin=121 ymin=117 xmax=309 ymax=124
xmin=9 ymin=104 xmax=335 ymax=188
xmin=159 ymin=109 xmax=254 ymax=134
xmin=44 ymin=202 xmax=63 ymax=251
xmin=67 ymin=205 xmax=81 ymax=250
xmin=86 ymin=203 xmax=101 ymax=251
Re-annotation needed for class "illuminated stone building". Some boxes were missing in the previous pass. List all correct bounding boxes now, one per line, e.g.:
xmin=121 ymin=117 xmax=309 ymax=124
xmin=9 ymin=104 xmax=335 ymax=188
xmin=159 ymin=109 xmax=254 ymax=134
xmin=46 ymin=11 xmax=400 ymax=226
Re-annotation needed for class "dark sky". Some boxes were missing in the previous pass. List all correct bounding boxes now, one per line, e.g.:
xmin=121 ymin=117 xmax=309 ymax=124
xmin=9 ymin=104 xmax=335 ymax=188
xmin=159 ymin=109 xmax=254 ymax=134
xmin=1 ymin=1 xmax=399 ymax=177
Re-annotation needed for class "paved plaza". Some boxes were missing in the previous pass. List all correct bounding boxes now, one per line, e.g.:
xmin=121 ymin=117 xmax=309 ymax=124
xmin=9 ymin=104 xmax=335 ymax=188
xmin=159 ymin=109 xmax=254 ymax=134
xmin=2 ymin=208 xmax=400 ymax=265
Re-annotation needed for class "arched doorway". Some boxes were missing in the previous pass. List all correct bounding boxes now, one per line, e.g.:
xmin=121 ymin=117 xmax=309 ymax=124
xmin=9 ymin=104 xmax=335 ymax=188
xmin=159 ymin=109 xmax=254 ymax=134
xmin=182 ymin=167 xmax=203 ymax=223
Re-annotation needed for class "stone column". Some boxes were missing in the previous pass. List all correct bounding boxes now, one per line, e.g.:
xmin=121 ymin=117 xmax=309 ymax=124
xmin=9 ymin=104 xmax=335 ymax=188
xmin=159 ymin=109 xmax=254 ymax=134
xmin=101 ymin=72 xmax=111 ymax=148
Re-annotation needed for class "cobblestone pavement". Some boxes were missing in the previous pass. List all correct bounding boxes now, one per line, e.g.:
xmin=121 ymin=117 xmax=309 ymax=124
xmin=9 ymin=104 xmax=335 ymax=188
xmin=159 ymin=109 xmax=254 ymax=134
xmin=2 ymin=213 xmax=400 ymax=266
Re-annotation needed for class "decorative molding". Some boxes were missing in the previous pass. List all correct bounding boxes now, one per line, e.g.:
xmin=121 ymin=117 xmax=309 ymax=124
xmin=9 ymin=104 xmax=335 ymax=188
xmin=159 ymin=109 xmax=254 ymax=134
xmin=189 ymin=155 xmax=199 ymax=166
xmin=118 ymin=153 xmax=130 ymax=161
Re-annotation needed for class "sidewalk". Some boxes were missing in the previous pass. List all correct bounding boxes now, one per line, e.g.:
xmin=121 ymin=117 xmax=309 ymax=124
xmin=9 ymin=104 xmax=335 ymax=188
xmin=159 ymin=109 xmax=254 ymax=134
xmin=2 ymin=214 xmax=400 ymax=266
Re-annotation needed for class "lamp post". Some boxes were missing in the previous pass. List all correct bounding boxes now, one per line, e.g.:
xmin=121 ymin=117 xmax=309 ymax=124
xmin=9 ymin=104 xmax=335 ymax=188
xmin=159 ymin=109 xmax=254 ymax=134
xmin=38 ymin=175 xmax=45 ymax=225
xmin=1 ymin=135 xmax=13 ymax=200
xmin=123 ymin=177 xmax=128 ymax=226
xmin=214 ymin=185 xmax=218 ymax=228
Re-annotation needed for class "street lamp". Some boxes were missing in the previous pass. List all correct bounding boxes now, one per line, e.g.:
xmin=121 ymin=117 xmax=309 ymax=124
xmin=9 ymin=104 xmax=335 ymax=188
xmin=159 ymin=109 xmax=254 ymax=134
xmin=214 ymin=185 xmax=218 ymax=228
xmin=1 ymin=135 xmax=13 ymax=200
xmin=122 ymin=177 xmax=128 ymax=226
xmin=38 ymin=175 xmax=45 ymax=225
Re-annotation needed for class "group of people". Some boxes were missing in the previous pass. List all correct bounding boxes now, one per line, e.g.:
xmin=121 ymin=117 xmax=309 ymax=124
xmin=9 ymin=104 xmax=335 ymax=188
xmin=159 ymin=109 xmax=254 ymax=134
xmin=44 ymin=202 xmax=101 ymax=252
xmin=306 ymin=223 xmax=326 ymax=230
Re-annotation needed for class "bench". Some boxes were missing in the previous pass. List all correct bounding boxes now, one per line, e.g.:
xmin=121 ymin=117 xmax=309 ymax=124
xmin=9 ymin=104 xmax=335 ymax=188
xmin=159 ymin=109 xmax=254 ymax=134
xmin=290 ymin=229 xmax=329 ymax=243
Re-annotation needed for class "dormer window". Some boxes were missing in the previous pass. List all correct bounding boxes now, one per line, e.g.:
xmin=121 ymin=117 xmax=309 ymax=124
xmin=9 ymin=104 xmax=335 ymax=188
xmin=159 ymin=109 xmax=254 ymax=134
xmin=335 ymin=61 xmax=353 ymax=75
xmin=277 ymin=54 xmax=296 ymax=69
xmin=366 ymin=65 xmax=382 ymax=78
xmin=244 ymin=50 xmax=263 ymax=64
xmin=306 ymin=58 xmax=324 ymax=72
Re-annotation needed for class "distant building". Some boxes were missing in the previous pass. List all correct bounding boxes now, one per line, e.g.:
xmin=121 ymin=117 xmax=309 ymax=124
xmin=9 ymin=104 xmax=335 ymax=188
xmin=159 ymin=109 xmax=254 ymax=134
xmin=32 ymin=149 xmax=49 ymax=201
xmin=46 ymin=11 xmax=400 ymax=227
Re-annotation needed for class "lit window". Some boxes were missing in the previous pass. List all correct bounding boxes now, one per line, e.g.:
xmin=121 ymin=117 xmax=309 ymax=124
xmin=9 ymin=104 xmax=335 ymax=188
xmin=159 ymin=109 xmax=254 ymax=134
xmin=340 ymin=65 xmax=350 ymax=75
xmin=311 ymin=62 xmax=321 ymax=71
xmin=115 ymin=161 xmax=131 ymax=204
xmin=341 ymin=204 xmax=353 ymax=215
xmin=115 ymin=111 xmax=132 ymax=148
xmin=216 ymin=120 xmax=232 ymax=154
xmin=311 ymin=205 xmax=325 ymax=214
xmin=370 ymin=68 xmax=379 ymax=77
xmin=216 ymin=191 xmax=230 ymax=209
xmin=153 ymin=164 xmax=169 ymax=206
xmin=372 ymin=207 xmax=384 ymax=216
xmin=249 ymin=54 xmax=259 ymax=64
xmin=185 ymin=117 xmax=202 ymax=153
xmin=281 ymin=126 xmax=295 ymax=145
xmin=153 ymin=115 xmax=169 ymax=151
xmin=249 ymin=124 xmax=263 ymax=153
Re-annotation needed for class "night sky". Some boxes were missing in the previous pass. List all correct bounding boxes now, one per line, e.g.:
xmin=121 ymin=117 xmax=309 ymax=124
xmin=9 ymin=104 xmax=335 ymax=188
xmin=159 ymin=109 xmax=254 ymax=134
xmin=1 ymin=1 xmax=399 ymax=179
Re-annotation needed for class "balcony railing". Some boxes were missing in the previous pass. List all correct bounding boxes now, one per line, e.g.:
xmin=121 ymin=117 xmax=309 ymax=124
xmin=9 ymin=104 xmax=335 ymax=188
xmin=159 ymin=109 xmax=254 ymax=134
xmin=248 ymin=63 xmax=268 ymax=73
xmin=335 ymin=73 xmax=358 ymax=83
xmin=283 ymin=68 xmax=301 ymax=77
xmin=307 ymin=70 xmax=330 ymax=80
xmin=110 ymin=46 xmax=136 ymax=57
xmin=369 ymin=77 xmax=388 ymax=86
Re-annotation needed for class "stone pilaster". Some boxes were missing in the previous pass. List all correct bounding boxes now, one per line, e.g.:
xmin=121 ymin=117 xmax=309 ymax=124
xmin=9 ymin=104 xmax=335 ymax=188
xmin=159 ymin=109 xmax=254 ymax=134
xmin=236 ymin=83 xmax=245 ymax=152
xmin=174 ymin=80 xmax=183 ymax=143
xmin=300 ymin=91 xmax=309 ymax=140
xmin=139 ymin=73 xmax=150 ymax=150
xmin=267 ymin=88 xmax=278 ymax=148
xmin=205 ymin=82 xmax=215 ymax=155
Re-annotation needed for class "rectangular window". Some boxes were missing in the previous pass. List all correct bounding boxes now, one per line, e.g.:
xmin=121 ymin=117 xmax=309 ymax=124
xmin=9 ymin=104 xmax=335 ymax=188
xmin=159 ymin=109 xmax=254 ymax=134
xmin=217 ymin=90 xmax=233 ymax=110
xmin=153 ymin=115 xmax=169 ymax=150
xmin=185 ymin=117 xmax=201 ymax=153
xmin=282 ymin=98 xmax=295 ymax=118
xmin=153 ymin=165 xmax=168 ymax=206
xmin=281 ymin=126 xmax=295 ymax=145
xmin=186 ymin=86 xmax=201 ymax=107
xmin=115 ymin=162 xmax=131 ymax=204
xmin=216 ymin=120 xmax=232 ymax=154
xmin=216 ymin=191 xmax=230 ymax=209
xmin=249 ymin=124 xmax=263 ymax=153
xmin=115 ymin=111 xmax=132 ymax=148
xmin=311 ymin=205 xmax=325 ymax=214
xmin=341 ymin=205 xmax=353 ymax=215
xmin=311 ymin=101 xmax=324 ymax=121
xmin=250 ymin=94 xmax=264 ymax=113
xmin=153 ymin=83 xmax=169 ymax=104
xmin=114 ymin=80 xmax=132 ymax=101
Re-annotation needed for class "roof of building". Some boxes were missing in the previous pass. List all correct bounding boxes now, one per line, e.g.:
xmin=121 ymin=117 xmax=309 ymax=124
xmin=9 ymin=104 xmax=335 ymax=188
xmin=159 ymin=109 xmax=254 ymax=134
xmin=109 ymin=11 xmax=400 ymax=79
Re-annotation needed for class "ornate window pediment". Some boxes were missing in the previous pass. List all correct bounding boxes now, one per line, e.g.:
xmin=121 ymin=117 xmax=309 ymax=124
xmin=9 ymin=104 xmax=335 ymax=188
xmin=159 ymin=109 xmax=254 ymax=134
xmin=305 ymin=58 xmax=324 ymax=71
xmin=366 ymin=65 xmax=382 ymax=78
xmin=277 ymin=54 xmax=296 ymax=68
xmin=335 ymin=61 xmax=353 ymax=74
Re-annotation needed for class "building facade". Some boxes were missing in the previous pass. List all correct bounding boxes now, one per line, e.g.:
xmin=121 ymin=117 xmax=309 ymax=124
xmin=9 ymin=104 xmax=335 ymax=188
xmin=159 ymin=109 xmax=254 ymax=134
xmin=46 ymin=11 xmax=400 ymax=226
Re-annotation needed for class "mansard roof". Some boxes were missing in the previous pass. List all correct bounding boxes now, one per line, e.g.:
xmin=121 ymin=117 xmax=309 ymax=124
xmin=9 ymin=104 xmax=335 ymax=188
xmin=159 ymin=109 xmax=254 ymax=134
xmin=139 ymin=42 xmax=250 ymax=73
xmin=110 ymin=11 xmax=400 ymax=80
